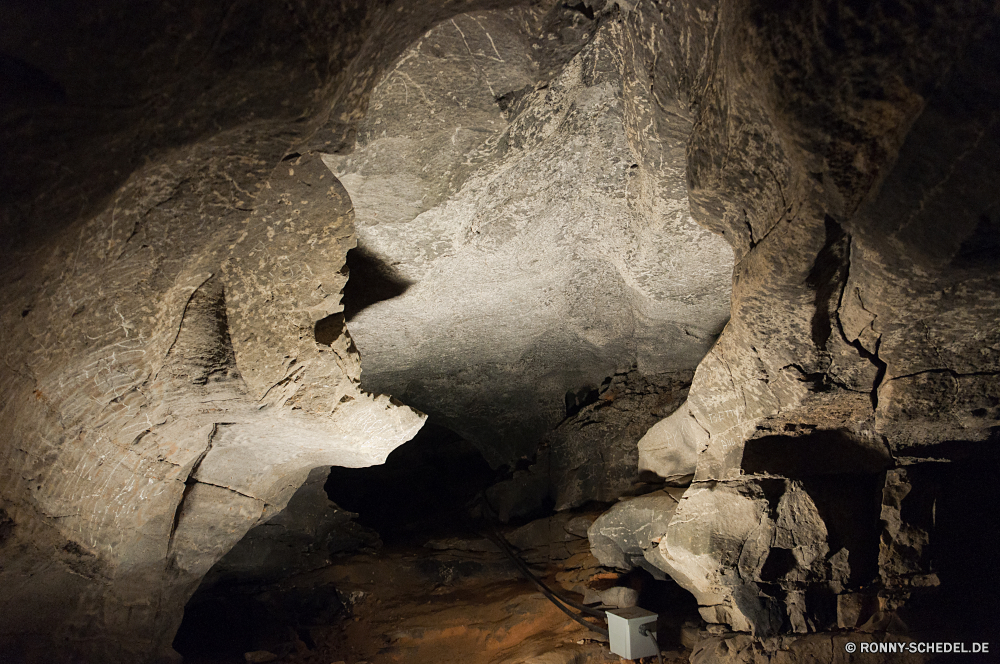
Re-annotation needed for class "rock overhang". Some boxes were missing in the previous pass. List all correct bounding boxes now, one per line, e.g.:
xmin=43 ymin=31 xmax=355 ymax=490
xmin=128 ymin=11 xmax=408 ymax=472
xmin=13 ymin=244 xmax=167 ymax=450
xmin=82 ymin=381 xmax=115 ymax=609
xmin=321 ymin=6 xmax=734 ymax=464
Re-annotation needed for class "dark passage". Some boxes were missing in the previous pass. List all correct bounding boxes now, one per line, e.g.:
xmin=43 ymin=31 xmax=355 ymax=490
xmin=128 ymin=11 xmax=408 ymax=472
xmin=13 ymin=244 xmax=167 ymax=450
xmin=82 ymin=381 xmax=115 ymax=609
xmin=173 ymin=422 xmax=499 ymax=662
xmin=325 ymin=421 xmax=500 ymax=543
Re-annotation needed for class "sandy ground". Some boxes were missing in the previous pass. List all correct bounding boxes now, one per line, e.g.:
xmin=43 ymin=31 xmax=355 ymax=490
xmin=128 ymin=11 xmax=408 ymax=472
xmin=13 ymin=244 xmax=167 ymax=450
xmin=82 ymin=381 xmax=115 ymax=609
xmin=228 ymin=546 xmax=691 ymax=664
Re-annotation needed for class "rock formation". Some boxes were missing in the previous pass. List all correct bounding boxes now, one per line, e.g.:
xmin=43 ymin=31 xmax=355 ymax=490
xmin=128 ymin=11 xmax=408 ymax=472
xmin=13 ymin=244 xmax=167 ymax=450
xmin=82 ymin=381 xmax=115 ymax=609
xmin=1 ymin=0 xmax=998 ymax=662
xmin=322 ymin=4 xmax=732 ymax=463
xmin=591 ymin=0 xmax=1000 ymax=645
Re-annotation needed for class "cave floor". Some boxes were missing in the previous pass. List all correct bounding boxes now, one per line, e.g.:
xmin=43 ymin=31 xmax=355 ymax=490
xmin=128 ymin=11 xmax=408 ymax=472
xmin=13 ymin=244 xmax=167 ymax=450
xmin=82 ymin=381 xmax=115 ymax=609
xmin=179 ymin=542 xmax=693 ymax=664
xmin=301 ymin=549 xmax=618 ymax=664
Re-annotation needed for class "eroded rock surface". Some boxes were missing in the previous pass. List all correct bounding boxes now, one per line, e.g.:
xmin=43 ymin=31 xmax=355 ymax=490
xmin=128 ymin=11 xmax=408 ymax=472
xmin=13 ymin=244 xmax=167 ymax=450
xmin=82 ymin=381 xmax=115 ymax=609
xmin=1 ymin=0 xmax=998 ymax=661
xmin=0 ymin=148 xmax=425 ymax=662
xmin=322 ymin=4 xmax=733 ymax=463
xmin=487 ymin=368 xmax=691 ymax=517
xmin=0 ymin=1 xmax=494 ymax=657
xmin=588 ymin=487 xmax=685 ymax=577
xmin=617 ymin=0 xmax=1000 ymax=640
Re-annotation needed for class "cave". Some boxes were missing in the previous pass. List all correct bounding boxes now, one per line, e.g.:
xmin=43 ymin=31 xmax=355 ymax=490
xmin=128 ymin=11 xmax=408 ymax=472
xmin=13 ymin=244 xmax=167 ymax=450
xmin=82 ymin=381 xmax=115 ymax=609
xmin=1 ymin=1 xmax=999 ymax=663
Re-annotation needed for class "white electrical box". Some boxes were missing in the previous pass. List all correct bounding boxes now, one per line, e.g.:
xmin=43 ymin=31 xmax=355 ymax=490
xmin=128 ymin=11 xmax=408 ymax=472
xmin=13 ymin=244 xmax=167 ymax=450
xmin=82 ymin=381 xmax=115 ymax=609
xmin=607 ymin=606 xmax=659 ymax=660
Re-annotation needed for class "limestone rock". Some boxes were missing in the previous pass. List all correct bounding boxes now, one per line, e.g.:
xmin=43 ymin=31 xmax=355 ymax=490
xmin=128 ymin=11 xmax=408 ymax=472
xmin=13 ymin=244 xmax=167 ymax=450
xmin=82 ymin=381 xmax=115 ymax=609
xmin=0 ymin=150 xmax=426 ymax=663
xmin=599 ymin=0 xmax=1000 ymax=638
xmin=587 ymin=488 xmax=684 ymax=572
xmin=563 ymin=516 xmax=595 ymax=539
xmin=322 ymin=5 xmax=733 ymax=465
xmin=836 ymin=592 xmax=876 ymax=630
xmin=546 ymin=370 xmax=692 ymax=510
xmin=647 ymin=479 xmax=848 ymax=636
xmin=486 ymin=370 xmax=691 ymax=516
xmin=0 ymin=93 xmax=425 ymax=664
xmin=637 ymin=402 xmax=705 ymax=484
xmin=597 ymin=586 xmax=639 ymax=609
xmin=506 ymin=513 xmax=593 ymax=564
xmin=2 ymin=0 xmax=999 ymax=659
xmin=197 ymin=468 xmax=381 ymax=591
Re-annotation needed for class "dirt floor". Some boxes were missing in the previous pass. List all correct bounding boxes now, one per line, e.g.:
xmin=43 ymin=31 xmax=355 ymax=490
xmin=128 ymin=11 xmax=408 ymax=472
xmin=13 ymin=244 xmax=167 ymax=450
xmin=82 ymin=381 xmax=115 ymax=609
xmin=267 ymin=545 xmax=691 ymax=663
xmin=177 ymin=539 xmax=695 ymax=664
xmin=301 ymin=549 xmax=616 ymax=664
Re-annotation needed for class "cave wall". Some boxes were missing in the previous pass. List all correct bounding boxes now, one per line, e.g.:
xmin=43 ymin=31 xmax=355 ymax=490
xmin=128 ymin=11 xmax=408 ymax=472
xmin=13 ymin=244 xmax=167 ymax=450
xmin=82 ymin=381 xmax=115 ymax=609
xmin=1 ymin=0 xmax=998 ymax=661
xmin=321 ymin=2 xmax=734 ymax=464
xmin=0 ymin=140 xmax=426 ymax=660
xmin=0 ymin=1 xmax=529 ymax=660
xmin=615 ymin=0 xmax=1000 ymax=638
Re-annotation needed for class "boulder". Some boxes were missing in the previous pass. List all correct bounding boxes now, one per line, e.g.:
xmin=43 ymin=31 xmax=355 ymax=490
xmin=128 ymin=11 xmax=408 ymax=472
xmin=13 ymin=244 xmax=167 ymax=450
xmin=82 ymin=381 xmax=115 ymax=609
xmin=587 ymin=488 xmax=684 ymax=571
xmin=637 ymin=402 xmax=705 ymax=484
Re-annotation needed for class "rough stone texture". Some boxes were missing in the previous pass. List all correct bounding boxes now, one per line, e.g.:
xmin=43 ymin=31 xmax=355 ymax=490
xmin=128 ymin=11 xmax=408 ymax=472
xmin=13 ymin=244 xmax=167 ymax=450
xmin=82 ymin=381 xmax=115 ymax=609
xmin=196 ymin=467 xmax=381 ymax=592
xmin=321 ymin=4 xmax=733 ymax=464
xmin=637 ymin=401 xmax=705 ymax=483
xmin=486 ymin=369 xmax=691 ymax=516
xmin=587 ymin=487 xmax=684 ymax=578
xmin=650 ymin=480 xmax=839 ymax=635
xmin=506 ymin=510 xmax=596 ymax=565
xmin=545 ymin=369 xmax=692 ymax=509
xmin=0 ymin=145 xmax=425 ymax=662
xmin=2 ymin=0 xmax=999 ymax=660
xmin=617 ymin=0 xmax=1000 ymax=640
xmin=583 ymin=585 xmax=639 ymax=609
xmin=0 ymin=1 xmax=529 ymax=658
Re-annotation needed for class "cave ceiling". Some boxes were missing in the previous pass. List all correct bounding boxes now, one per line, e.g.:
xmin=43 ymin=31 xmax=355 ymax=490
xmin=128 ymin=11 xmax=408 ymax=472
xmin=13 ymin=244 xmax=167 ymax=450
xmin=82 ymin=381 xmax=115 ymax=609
xmin=323 ymin=5 xmax=733 ymax=462
xmin=0 ymin=0 xmax=998 ymax=662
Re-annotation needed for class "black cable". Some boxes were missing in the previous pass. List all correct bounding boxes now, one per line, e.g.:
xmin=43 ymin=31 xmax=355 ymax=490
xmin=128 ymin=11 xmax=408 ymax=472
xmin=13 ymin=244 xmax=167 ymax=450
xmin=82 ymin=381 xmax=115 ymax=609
xmin=639 ymin=624 xmax=664 ymax=664
xmin=481 ymin=528 xmax=609 ymax=637
xmin=475 ymin=501 xmax=607 ymax=619
xmin=483 ymin=523 xmax=607 ymax=619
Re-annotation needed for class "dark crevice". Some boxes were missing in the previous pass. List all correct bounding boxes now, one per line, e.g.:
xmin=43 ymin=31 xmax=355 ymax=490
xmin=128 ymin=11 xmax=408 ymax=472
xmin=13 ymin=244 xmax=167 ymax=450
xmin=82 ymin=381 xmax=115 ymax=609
xmin=561 ymin=2 xmax=595 ymax=20
xmin=742 ymin=209 xmax=757 ymax=249
xmin=167 ymin=423 xmax=224 ymax=551
xmin=563 ymin=376 xmax=612 ymax=419
xmin=833 ymin=238 xmax=886 ymax=409
xmin=838 ymin=331 xmax=887 ymax=409
xmin=324 ymin=421 xmax=500 ymax=545
xmin=760 ymin=547 xmax=797 ymax=583
xmin=757 ymin=478 xmax=786 ymax=519
xmin=952 ymin=211 xmax=1000 ymax=268
xmin=168 ymin=479 xmax=198 ymax=554
xmin=888 ymin=366 xmax=1000 ymax=381
xmin=314 ymin=313 xmax=345 ymax=346
xmin=781 ymin=363 xmax=833 ymax=393
xmin=158 ymin=274 xmax=216 ymax=375
xmin=0 ymin=507 xmax=14 ymax=546
xmin=194 ymin=479 xmax=258 ymax=502
xmin=868 ymin=337 xmax=887 ymax=410
xmin=742 ymin=430 xmax=893 ymax=477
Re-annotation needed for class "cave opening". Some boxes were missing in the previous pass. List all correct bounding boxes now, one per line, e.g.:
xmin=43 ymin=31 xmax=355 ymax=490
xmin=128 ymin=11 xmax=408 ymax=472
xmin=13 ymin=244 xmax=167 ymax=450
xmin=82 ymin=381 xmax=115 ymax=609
xmin=323 ymin=421 xmax=502 ymax=544
xmin=172 ymin=417 xmax=705 ymax=663
xmin=172 ymin=421 xmax=500 ymax=662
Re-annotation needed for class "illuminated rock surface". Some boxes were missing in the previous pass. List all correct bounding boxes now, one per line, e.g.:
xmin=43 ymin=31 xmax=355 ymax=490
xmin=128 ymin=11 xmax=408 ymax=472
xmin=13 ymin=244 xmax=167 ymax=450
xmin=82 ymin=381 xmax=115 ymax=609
xmin=1 ymin=0 xmax=998 ymax=662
